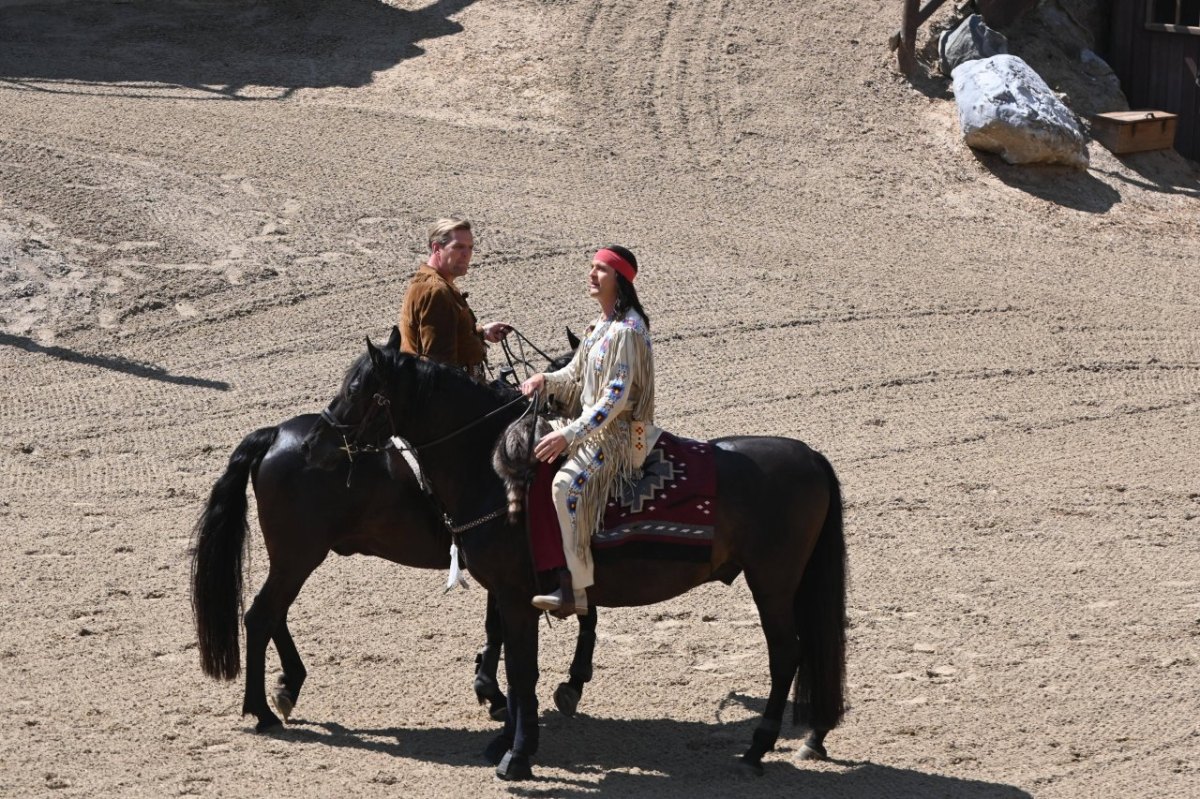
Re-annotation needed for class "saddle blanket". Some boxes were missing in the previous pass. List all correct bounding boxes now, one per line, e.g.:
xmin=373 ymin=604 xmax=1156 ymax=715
xmin=528 ymin=432 xmax=717 ymax=571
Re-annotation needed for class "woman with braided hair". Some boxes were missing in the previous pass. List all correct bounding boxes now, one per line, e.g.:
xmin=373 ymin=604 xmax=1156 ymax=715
xmin=520 ymin=245 xmax=658 ymax=616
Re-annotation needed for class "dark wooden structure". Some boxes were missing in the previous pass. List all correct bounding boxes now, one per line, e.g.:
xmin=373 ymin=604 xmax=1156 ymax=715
xmin=893 ymin=0 xmax=949 ymax=74
xmin=892 ymin=0 xmax=1037 ymax=75
xmin=1106 ymin=0 xmax=1200 ymax=161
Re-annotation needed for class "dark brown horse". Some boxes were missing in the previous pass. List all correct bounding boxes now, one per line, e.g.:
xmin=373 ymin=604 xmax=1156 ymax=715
xmin=190 ymin=334 xmax=597 ymax=732
xmin=301 ymin=339 xmax=848 ymax=780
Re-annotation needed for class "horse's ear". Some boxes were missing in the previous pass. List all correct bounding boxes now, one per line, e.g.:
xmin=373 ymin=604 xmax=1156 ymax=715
xmin=366 ymin=336 xmax=384 ymax=369
xmin=566 ymin=326 xmax=580 ymax=350
xmin=386 ymin=325 xmax=401 ymax=350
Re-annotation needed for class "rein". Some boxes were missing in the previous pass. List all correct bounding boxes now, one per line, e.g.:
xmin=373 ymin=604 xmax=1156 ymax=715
xmin=501 ymin=327 xmax=555 ymax=377
xmin=390 ymin=393 xmax=537 ymax=533
xmin=412 ymin=393 xmax=530 ymax=451
xmin=389 ymin=433 xmax=505 ymax=533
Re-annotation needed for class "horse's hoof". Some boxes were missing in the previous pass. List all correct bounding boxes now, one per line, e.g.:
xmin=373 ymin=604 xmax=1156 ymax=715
xmin=483 ymin=734 xmax=513 ymax=766
xmin=737 ymin=753 xmax=765 ymax=777
xmin=797 ymin=742 xmax=828 ymax=761
xmin=553 ymin=683 xmax=581 ymax=718
xmin=270 ymin=689 xmax=295 ymax=722
xmin=254 ymin=714 xmax=283 ymax=734
xmin=475 ymin=678 xmax=508 ymax=722
xmin=474 ymin=676 xmax=499 ymax=704
xmin=495 ymin=750 xmax=534 ymax=781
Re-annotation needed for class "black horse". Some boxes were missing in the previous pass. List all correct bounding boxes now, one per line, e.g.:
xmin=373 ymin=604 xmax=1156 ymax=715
xmin=301 ymin=338 xmax=848 ymax=780
xmin=190 ymin=332 xmax=597 ymax=732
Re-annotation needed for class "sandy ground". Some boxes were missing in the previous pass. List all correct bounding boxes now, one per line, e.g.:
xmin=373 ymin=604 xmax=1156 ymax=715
xmin=2 ymin=1 xmax=1199 ymax=796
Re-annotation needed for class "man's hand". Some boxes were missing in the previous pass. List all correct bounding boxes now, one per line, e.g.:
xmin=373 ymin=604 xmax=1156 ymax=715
xmin=481 ymin=322 xmax=512 ymax=343
xmin=534 ymin=430 xmax=569 ymax=463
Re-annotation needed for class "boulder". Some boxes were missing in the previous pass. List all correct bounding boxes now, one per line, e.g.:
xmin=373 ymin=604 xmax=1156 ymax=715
xmin=975 ymin=0 xmax=1040 ymax=30
xmin=952 ymin=54 xmax=1089 ymax=168
xmin=1004 ymin=0 xmax=1130 ymax=118
xmin=939 ymin=14 xmax=1008 ymax=76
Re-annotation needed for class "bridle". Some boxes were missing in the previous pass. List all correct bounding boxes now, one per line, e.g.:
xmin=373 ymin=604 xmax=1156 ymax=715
xmin=320 ymin=391 xmax=393 ymax=460
xmin=317 ymin=381 xmax=538 ymax=534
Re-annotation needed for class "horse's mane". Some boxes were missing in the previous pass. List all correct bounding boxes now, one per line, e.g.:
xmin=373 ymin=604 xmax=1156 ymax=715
xmin=376 ymin=348 xmax=516 ymax=416
xmin=340 ymin=352 xmax=372 ymax=396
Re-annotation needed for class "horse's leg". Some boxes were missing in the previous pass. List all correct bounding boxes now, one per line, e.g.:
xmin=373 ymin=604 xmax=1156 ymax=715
xmin=242 ymin=560 xmax=320 ymax=732
xmin=492 ymin=602 xmax=540 ymax=781
xmin=740 ymin=577 xmax=801 ymax=775
xmin=799 ymin=728 xmax=829 ymax=760
xmin=482 ymin=597 xmax=518 ymax=765
xmin=268 ymin=616 xmax=306 ymax=722
xmin=474 ymin=593 xmax=508 ymax=721
xmin=554 ymin=606 xmax=597 ymax=718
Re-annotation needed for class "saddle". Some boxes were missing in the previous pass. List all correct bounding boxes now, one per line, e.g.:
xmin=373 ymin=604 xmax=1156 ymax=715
xmin=525 ymin=432 xmax=718 ymax=570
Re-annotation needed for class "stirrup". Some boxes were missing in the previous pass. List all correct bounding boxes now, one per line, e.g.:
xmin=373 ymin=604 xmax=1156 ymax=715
xmin=530 ymin=588 xmax=588 ymax=616
xmin=531 ymin=589 xmax=565 ymax=612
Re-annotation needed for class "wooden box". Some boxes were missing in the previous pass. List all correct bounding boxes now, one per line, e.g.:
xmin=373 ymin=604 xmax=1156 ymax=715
xmin=1091 ymin=110 xmax=1178 ymax=155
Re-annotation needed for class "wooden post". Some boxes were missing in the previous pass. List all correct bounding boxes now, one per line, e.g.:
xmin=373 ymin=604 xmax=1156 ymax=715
xmin=898 ymin=0 xmax=919 ymax=76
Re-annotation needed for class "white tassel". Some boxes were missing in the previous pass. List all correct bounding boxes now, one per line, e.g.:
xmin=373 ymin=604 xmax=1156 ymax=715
xmin=445 ymin=541 xmax=469 ymax=593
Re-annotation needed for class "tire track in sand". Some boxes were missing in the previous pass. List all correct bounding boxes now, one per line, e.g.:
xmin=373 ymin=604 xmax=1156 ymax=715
xmin=572 ymin=0 xmax=737 ymax=166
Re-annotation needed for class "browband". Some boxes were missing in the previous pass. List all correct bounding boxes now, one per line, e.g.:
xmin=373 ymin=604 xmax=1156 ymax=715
xmin=594 ymin=248 xmax=636 ymax=283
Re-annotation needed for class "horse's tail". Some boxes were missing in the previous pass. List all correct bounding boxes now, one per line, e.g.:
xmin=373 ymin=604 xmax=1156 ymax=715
xmin=793 ymin=452 xmax=848 ymax=730
xmin=190 ymin=426 xmax=278 ymax=680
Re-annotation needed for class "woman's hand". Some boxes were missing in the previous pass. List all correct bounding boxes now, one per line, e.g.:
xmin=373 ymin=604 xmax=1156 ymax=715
xmin=520 ymin=373 xmax=545 ymax=397
xmin=534 ymin=430 xmax=569 ymax=463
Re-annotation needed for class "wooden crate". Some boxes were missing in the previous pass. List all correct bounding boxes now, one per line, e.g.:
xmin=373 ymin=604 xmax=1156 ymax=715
xmin=1091 ymin=110 xmax=1178 ymax=155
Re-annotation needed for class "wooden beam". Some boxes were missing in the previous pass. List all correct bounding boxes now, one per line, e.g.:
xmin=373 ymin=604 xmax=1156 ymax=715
xmin=894 ymin=0 xmax=949 ymax=75
xmin=898 ymin=0 xmax=919 ymax=75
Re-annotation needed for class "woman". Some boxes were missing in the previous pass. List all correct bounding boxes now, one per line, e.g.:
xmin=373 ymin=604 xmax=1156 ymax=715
xmin=520 ymin=245 xmax=658 ymax=616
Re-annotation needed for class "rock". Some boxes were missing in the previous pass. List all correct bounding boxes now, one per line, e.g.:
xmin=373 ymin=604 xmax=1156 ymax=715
xmin=952 ymin=54 xmax=1089 ymax=168
xmin=1004 ymin=1 xmax=1129 ymax=118
xmin=939 ymin=15 xmax=1008 ymax=76
xmin=1079 ymin=49 xmax=1124 ymax=106
xmin=975 ymin=0 xmax=1039 ymax=29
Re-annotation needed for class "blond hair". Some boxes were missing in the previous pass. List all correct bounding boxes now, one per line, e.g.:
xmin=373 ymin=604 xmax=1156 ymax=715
xmin=427 ymin=217 xmax=472 ymax=249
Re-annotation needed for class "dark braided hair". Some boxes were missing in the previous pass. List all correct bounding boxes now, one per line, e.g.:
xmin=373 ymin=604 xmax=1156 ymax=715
xmin=605 ymin=244 xmax=650 ymax=330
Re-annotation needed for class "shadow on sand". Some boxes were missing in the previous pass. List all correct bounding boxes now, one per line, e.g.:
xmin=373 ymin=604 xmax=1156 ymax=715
xmin=1092 ymin=149 xmax=1200 ymax=201
xmin=0 ymin=0 xmax=476 ymax=99
xmin=268 ymin=703 xmax=1030 ymax=799
xmin=971 ymin=150 xmax=1121 ymax=213
xmin=0 ymin=331 xmax=229 ymax=389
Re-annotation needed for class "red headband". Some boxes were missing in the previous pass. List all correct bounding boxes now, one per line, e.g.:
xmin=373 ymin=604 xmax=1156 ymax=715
xmin=594 ymin=248 xmax=636 ymax=283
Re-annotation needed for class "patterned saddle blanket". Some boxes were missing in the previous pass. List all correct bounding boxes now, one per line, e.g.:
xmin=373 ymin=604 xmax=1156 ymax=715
xmin=528 ymin=432 xmax=717 ymax=571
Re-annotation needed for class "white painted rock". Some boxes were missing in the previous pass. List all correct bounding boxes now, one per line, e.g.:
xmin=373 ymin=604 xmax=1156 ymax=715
xmin=951 ymin=54 xmax=1089 ymax=168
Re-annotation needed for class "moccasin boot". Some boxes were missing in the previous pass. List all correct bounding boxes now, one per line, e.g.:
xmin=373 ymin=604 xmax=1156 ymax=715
xmin=571 ymin=588 xmax=588 ymax=616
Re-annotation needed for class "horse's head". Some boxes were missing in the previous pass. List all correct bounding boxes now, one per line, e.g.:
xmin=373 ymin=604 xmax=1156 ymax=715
xmin=302 ymin=326 xmax=408 ymax=471
xmin=304 ymin=325 xmax=575 ymax=472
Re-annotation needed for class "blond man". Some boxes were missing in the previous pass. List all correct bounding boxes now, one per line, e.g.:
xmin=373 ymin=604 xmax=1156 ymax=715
xmin=398 ymin=218 xmax=510 ymax=379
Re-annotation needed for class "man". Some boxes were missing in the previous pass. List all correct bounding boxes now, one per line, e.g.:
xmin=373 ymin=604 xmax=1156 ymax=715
xmin=398 ymin=218 xmax=510 ymax=380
